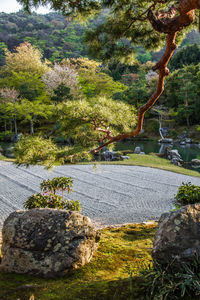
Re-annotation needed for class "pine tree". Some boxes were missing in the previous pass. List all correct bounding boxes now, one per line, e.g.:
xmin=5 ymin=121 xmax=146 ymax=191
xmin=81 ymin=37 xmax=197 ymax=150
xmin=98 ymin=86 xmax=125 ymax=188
xmin=18 ymin=0 xmax=200 ymax=151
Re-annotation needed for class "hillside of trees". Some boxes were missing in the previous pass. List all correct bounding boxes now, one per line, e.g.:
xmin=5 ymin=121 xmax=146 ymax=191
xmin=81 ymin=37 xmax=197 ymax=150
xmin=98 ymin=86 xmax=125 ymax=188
xmin=1 ymin=11 xmax=200 ymax=66
xmin=0 ymin=10 xmax=200 ymax=165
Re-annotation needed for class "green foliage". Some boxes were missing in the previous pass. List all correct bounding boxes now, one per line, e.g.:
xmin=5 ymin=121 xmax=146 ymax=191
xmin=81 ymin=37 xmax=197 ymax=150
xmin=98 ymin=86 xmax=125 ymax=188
xmin=0 ymin=130 xmax=12 ymax=142
xmin=0 ymin=42 xmax=7 ymax=65
xmin=137 ymin=51 xmax=152 ymax=64
xmin=59 ymin=97 xmax=137 ymax=148
xmin=41 ymin=176 xmax=73 ymax=195
xmin=24 ymin=192 xmax=81 ymax=211
xmin=70 ymin=57 xmax=127 ymax=98
xmin=0 ymin=11 xmax=93 ymax=65
xmin=175 ymin=182 xmax=200 ymax=206
xmin=169 ymin=44 xmax=200 ymax=71
xmin=14 ymin=135 xmax=93 ymax=167
xmin=4 ymin=42 xmax=49 ymax=75
xmin=145 ymin=119 xmax=160 ymax=136
xmin=14 ymin=135 xmax=58 ymax=169
xmin=51 ymin=84 xmax=73 ymax=102
xmin=143 ymin=256 xmax=200 ymax=300
xmin=0 ymin=71 xmax=48 ymax=102
xmin=161 ymin=64 xmax=200 ymax=126
xmin=114 ymin=68 xmax=149 ymax=107
xmin=24 ymin=176 xmax=81 ymax=211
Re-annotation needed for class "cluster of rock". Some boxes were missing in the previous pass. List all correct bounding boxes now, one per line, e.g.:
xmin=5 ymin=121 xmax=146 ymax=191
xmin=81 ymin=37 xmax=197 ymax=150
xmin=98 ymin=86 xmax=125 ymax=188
xmin=153 ymin=204 xmax=200 ymax=266
xmin=164 ymin=148 xmax=183 ymax=166
xmin=159 ymin=146 xmax=200 ymax=167
xmin=101 ymin=149 xmax=130 ymax=161
xmin=0 ymin=208 xmax=100 ymax=277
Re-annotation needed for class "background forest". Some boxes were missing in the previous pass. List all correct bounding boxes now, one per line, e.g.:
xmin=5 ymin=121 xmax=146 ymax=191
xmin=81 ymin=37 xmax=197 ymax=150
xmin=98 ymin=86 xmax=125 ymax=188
xmin=0 ymin=11 xmax=200 ymax=165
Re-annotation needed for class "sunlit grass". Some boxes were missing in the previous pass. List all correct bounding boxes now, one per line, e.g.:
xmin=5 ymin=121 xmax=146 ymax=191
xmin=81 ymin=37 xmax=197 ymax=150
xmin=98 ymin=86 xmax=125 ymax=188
xmin=0 ymin=223 xmax=156 ymax=300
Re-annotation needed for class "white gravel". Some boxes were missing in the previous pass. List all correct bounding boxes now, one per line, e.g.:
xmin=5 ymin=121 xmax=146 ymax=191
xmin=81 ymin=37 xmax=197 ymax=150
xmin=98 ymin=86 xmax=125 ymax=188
xmin=0 ymin=161 xmax=200 ymax=229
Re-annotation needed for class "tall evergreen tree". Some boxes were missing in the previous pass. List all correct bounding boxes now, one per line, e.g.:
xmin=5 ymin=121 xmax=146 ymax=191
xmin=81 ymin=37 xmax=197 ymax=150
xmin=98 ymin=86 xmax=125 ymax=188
xmin=18 ymin=0 xmax=200 ymax=151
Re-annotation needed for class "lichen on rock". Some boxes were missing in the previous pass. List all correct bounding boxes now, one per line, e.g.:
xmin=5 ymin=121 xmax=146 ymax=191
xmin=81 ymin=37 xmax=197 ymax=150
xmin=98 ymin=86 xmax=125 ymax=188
xmin=0 ymin=208 xmax=100 ymax=277
xmin=152 ymin=204 xmax=200 ymax=266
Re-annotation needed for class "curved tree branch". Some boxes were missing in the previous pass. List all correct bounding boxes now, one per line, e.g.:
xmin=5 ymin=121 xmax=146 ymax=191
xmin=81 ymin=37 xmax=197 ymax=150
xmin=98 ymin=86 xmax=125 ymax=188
xmin=92 ymin=0 xmax=199 ymax=153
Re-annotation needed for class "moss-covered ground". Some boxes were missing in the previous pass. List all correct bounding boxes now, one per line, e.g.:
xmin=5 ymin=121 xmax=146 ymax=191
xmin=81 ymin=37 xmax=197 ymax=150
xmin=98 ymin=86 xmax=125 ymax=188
xmin=0 ymin=223 xmax=157 ymax=300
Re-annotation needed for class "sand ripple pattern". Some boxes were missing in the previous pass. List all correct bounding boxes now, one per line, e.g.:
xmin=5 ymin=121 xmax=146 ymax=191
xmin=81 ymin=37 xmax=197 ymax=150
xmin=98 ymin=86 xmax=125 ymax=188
xmin=0 ymin=161 xmax=200 ymax=229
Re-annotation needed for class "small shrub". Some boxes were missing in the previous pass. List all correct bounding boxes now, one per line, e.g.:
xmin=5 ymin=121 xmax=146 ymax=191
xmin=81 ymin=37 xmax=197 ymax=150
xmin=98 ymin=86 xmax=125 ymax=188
xmin=24 ymin=193 xmax=81 ymax=211
xmin=41 ymin=176 xmax=73 ymax=197
xmin=24 ymin=176 xmax=81 ymax=211
xmin=175 ymin=182 xmax=200 ymax=206
xmin=143 ymin=255 xmax=200 ymax=300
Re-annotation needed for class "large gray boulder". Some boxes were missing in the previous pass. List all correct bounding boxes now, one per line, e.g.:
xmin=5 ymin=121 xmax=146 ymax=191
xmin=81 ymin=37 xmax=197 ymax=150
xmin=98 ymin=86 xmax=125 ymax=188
xmin=152 ymin=204 xmax=200 ymax=266
xmin=0 ymin=208 xmax=100 ymax=277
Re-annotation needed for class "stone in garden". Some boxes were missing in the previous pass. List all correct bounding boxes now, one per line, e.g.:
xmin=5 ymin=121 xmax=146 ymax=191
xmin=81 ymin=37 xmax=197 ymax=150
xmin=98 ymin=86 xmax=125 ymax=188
xmin=0 ymin=208 xmax=100 ymax=277
xmin=134 ymin=146 xmax=141 ymax=154
xmin=5 ymin=146 xmax=15 ymax=158
xmin=191 ymin=159 xmax=200 ymax=166
xmin=158 ymin=138 xmax=173 ymax=144
xmin=185 ymin=138 xmax=193 ymax=144
xmin=102 ymin=150 xmax=121 ymax=161
xmin=169 ymin=149 xmax=182 ymax=160
xmin=170 ymin=157 xmax=183 ymax=166
xmin=152 ymin=204 xmax=200 ymax=265
xmin=163 ymin=148 xmax=183 ymax=166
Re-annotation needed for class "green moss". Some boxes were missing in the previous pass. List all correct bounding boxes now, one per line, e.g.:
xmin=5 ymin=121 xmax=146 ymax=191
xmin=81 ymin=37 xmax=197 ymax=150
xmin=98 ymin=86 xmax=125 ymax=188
xmin=0 ymin=223 xmax=157 ymax=300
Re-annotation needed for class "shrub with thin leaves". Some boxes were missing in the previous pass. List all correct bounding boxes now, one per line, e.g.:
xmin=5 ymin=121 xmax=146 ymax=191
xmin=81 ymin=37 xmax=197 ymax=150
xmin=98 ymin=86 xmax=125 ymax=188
xmin=24 ymin=193 xmax=81 ymax=211
xmin=41 ymin=176 xmax=73 ymax=195
xmin=143 ymin=255 xmax=200 ymax=300
xmin=24 ymin=176 xmax=81 ymax=212
xmin=175 ymin=182 xmax=200 ymax=206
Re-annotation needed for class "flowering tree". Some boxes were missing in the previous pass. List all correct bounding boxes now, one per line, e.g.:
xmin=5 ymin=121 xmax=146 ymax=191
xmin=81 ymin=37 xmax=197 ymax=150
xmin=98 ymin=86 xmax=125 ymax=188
xmin=42 ymin=63 xmax=79 ymax=99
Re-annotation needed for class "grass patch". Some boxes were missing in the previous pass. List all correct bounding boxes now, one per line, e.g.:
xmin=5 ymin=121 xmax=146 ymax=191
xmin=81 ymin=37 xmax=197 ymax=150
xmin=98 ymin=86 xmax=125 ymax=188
xmin=88 ymin=154 xmax=200 ymax=178
xmin=0 ymin=223 xmax=157 ymax=300
xmin=1 ymin=151 xmax=199 ymax=177
xmin=0 ymin=154 xmax=15 ymax=162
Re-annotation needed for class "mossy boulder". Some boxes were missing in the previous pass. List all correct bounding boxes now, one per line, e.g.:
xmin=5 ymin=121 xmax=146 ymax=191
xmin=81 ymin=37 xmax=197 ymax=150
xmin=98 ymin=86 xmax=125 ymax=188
xmin=0 ymin=208 xmax=100 ymax=277
xmin=152 ymin=204 xmax=200 ymax=265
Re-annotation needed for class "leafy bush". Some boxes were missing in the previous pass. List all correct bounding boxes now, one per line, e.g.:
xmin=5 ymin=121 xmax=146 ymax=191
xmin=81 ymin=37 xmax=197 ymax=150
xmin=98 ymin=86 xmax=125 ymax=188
xmin=0 ymin=131 xmax=13 ymax=142
xmin=41 ymin=176 xmax=73 ymax=196
xmin=24 ymin=176 xmax=81 ymax=211
xmin=175 ymin=182 xmax=200 ymax=206
xmin=24 ymin=193 xmax=81 ymax=211
xmin=145 ymin=119 xmax=159 ymax=135
xmin=143 ymin=256 xmax=200 ymax=300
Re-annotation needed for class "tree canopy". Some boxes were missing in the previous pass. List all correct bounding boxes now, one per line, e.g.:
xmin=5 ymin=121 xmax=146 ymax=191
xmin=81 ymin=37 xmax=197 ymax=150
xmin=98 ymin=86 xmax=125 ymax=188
xmin=16 ymin=0 xmax=200 ymax=152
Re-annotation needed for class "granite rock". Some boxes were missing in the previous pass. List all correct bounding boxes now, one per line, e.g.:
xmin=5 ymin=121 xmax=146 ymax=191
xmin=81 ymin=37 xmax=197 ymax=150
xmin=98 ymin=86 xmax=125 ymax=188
xmin=152 ymin=204 xmax=200 ymax=266
xmin=0 ymin=208 xmax=100 ymax=277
